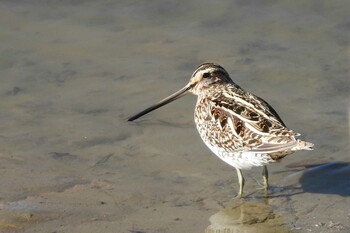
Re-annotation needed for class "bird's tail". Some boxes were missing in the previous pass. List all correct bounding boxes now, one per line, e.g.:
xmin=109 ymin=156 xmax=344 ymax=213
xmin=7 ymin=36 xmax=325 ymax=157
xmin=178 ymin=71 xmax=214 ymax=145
xmin=293 ymin=140 xmax=314 ymax=151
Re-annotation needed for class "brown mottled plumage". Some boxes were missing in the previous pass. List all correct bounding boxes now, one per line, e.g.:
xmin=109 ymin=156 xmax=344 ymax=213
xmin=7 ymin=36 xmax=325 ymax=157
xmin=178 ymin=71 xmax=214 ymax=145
xmin=128 ymin=63 xmax=313 ymax=198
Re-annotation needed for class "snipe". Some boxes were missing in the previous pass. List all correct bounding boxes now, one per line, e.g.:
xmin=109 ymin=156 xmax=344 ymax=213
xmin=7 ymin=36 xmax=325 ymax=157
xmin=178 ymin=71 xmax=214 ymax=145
xmin=128 ymin=63 xmax=313 ymax=198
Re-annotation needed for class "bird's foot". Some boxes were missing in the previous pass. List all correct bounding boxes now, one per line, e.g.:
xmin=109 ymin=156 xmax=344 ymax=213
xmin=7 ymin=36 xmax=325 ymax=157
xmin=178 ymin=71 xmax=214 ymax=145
xmin=256 ymin=182 xmax=269 ymax=197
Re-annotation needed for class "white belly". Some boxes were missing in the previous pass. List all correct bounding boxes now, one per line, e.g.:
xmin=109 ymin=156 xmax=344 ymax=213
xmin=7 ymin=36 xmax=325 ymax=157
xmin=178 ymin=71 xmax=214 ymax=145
xmin=202 ymin=137 xmax=274 ymax=170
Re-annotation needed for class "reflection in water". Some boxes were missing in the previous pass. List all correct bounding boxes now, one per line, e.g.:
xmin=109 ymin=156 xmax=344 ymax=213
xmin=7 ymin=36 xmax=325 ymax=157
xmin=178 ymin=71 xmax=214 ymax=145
xmin=299 ymin=162 xmax=350 ymax=196
xmin=0 ymin=0 xmax=349 ymax=232
xmin=205 ymin=200 xmax=292 ymax=233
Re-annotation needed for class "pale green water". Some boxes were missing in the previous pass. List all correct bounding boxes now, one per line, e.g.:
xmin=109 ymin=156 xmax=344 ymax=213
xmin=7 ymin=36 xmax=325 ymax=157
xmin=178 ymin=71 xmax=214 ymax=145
xmin=0 ymin=1 xmax=349 ymax=232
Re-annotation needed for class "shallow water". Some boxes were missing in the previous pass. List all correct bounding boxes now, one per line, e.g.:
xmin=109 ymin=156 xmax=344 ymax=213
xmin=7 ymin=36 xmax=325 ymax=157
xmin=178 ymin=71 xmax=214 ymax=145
xmin=0 ymin=1 xmax=349 ymax=232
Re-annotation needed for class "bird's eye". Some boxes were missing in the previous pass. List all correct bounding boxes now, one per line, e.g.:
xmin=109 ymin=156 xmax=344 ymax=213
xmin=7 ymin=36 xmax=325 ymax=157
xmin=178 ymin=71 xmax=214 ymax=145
xmin=202 ymin=72 xmax=210 ymax=78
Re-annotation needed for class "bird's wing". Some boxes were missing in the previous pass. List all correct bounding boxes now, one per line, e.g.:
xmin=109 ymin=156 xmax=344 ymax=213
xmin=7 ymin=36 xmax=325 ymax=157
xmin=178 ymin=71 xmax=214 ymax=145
xmin=206 ymin=86 xmax=299 ymax=153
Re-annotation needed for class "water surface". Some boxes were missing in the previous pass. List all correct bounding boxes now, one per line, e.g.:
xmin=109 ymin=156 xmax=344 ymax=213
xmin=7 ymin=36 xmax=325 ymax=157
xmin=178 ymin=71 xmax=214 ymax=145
xmin=0 ymin=1 xmax=349 ymax=232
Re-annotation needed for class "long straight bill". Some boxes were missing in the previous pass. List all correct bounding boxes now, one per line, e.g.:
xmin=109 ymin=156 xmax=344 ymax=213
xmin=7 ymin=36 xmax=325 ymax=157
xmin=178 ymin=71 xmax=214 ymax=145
xmin=127 ymin=85 xmax=190 ymax=121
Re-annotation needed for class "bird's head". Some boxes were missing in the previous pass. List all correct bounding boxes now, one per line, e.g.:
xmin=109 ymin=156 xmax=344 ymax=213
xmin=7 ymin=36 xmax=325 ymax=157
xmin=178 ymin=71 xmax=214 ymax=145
xmin=127 ymin=63 xmax=234 ymax=121
xmin=187 ymin=63 xmax=234 ymax=95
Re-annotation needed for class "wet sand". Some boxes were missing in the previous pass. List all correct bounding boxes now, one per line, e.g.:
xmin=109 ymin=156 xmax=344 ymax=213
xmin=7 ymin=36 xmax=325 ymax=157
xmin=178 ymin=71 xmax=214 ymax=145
xmin=0 ymin=1 xmax=349 ymax=232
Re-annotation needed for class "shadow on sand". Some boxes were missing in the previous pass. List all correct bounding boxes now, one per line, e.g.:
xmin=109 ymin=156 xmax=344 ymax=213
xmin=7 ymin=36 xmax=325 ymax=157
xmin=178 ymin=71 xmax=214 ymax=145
xmin=299 ymin=162 xmax=350 ymax=196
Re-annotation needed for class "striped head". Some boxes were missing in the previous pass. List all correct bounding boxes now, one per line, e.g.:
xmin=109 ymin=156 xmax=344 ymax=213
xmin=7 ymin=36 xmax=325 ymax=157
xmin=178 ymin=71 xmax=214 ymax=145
xmin=188 ymin=63 xmax=235 ymax=95
xmin=127 ymin=63 xmax=234 ymax=121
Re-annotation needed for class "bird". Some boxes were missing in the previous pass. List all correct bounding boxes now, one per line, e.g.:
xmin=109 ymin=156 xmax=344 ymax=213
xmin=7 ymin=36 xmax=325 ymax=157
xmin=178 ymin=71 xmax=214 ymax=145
xmin=127 ymin=63 xmax=313 ymax=198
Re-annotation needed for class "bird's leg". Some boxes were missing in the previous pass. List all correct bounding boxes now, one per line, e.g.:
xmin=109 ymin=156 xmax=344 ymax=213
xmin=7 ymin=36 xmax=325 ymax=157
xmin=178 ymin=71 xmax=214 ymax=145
xmin=235 ymin=168 xmax=245 ymax=198
xmin=262 ymin=165 xmax=269 ymax=197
